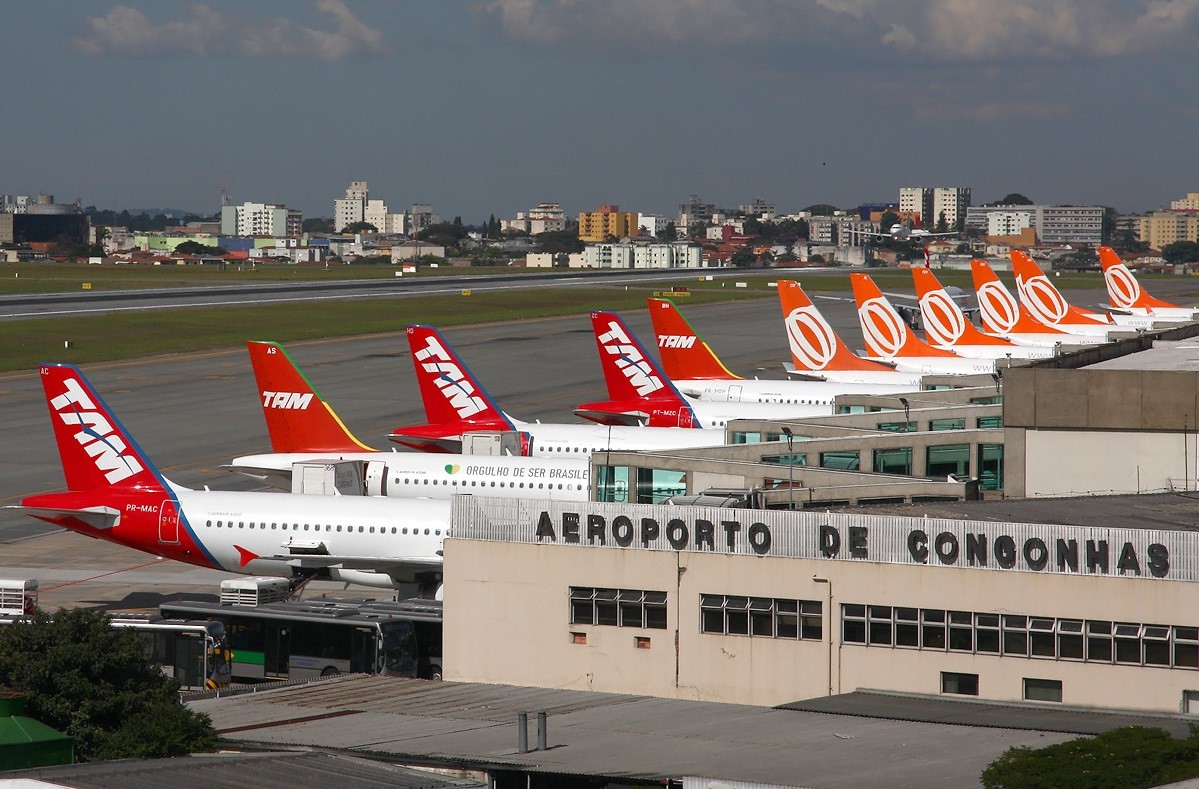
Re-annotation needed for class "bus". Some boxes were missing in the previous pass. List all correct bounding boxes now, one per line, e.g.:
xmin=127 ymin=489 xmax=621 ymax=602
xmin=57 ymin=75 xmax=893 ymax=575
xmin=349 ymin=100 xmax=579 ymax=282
xmin=109 ymin=614 xmax=232 ymax=692
xmin=158 ymin=597 xmax=443 ymax=682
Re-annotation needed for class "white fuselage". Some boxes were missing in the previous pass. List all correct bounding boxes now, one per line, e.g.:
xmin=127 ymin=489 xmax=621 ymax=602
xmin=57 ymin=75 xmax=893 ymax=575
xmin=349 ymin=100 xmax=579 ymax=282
xmin=674 ymin=377 xmax=916 ymax=407
xmin=923 ymin=342 xmax=1055 ymax=361
xmin=173 ymin=487 xmax=449 ymax=588
xmin=228 ymin=451 xmax=590 ymax=501
xmin=1108 ymin=306 xmax=1199 ymax=321
xmin=501 ymin=419 xmax=726 ymax=456
xmin=989 ymin=331 xmax=1107 ymax=348
xmin=868 ymin=354 xmax=996 ymax=376
xmin=782 ymin=364 xmax=926 ymax=388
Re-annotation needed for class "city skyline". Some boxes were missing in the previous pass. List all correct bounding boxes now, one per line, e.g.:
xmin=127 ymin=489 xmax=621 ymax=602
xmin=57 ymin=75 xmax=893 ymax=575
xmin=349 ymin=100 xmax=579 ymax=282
xmin=4 ymin=1 xmax=1198 ymax=221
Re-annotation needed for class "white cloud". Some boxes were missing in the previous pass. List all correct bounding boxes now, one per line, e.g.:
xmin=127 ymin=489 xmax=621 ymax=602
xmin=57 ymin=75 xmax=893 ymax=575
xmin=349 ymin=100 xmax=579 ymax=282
xmin=73 ymin=1 xmax=386 ymax=60
xmin=475 ymin=0 xmax=1199 ymax=61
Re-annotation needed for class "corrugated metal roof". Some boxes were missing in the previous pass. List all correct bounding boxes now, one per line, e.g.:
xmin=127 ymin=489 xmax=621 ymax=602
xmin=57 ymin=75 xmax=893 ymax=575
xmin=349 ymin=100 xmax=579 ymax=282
xmin=10 ymin=750 xmax=486 ymax=789
xmin=190 ymin=675 xmax=1090 ymax=787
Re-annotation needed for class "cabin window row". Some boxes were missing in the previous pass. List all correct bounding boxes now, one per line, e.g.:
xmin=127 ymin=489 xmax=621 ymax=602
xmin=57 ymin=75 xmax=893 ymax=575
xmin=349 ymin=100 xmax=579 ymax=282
xmin=700 ymin=595 xmax=823 ymax=640
xmin=394 ymin=477 xmax=587 ymax=492
xmin=841 ymin=604 xmax=1199 ymax=668
xmin=205 ymin=520 xmax=445 ymax=537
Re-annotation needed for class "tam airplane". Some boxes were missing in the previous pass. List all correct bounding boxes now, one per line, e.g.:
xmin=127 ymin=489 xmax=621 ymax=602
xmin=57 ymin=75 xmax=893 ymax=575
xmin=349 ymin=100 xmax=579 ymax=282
xmin=11 ymin=364 xmax=449 ymax=592
xmin=774 ymin=280 xmax=925 ymax=387
xmin=910 ymin=267 xmax=1055 ymax=361
xmin=646 ymin=297 xmax=915 ymax=400
xmin=574 ymin=310 xmax=837 ymax=428
xmin=388 ymin=325 xmax=725 ymax=456
xmin=969 ymin=259 xmax=1106 ymax=347
xmin=226 ymin=341 xmax=590 ymax=500
xmin=1100 ymin=247 xmax=1199 ymax=321
xmin=850 ymin=273 xmax=995 ymax=375
xmin=1009 ymin=250 xmax=1149 ymax=336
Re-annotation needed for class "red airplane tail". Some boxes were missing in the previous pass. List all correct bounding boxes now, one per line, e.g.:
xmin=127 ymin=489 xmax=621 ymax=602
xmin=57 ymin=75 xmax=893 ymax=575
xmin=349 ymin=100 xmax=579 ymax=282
xmin=1099 ymin=247 xmax=1180 ymax=311
xmin=970 ymin=259 xmax=1066 ymax=336
xmin=849 ymin=273 xmax=957 ymax=359
xmin=776 ymin=280 xmax=896 ymax=373
xmin=393 ymin=326 xmax=513 ymax=448
xmin=37 ymin=363 xmax=166 ymax=493
xmin=646 ymin=298 xmax=739 ymax=381
xmin=575 ymin=311 xmax=699 ymax=428
xmin=1010 ymin=250 xmax=1109 ymax=326
xmin=246 ymin=341 xmax=374 ymax=453
xmin=911 ymin=267 xmax=1013 ymax=348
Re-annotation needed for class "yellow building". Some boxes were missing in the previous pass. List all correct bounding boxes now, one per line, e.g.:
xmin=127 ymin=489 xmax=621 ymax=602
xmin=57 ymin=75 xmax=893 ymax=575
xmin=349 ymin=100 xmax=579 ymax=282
xmin=1138 ymin=212 xmax=1199 ymax=250
xmin=578 ymin=204 xmax=639 ymax=243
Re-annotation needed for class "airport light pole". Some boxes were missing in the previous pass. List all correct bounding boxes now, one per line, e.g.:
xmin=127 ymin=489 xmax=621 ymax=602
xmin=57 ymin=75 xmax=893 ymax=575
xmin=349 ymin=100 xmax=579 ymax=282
xmin=899 ymin=398 xmax=910 ymax=432
xmin=782 ymin=426 xmax=794 ymax=510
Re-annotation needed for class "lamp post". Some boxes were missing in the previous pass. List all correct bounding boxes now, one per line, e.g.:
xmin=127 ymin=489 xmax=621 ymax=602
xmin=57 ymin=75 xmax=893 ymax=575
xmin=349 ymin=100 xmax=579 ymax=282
xmin=782 ymin=426 xmax=794 ymax=510
xmin=899 ymin=397 xmax=910 ymax=432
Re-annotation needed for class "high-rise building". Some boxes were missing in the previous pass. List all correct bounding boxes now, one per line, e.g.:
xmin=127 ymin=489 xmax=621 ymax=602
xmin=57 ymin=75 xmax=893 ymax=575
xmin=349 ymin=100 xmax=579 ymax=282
xmin=1170 ymin=193 xmax=1199 ymax=211
xmin=1139 ymin=212 xmax=1199 ymax=249
xmin=220 ymin=202 xmax=302 ymax=237
xmin=334 ymin=181 xmax=369 ymax=231
xmin=502 ymin=203 xmax=566 ymax=235
xmin=578 ymin=204 xmax=639 ymax=243
xmin=899 ymin=187 xmax=971 ymax=230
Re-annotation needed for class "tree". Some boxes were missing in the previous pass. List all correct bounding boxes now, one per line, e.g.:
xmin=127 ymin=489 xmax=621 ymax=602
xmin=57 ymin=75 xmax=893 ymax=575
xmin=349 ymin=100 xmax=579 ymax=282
xmin=730 ymin=248 xmax=757 ymax=268
xmin=983 ymin=193 xmax=1034 ymax=206
xmin=803 ymin=203 xmax=838 ymax=216
xmin=0 ymin=607 xmax=215 ymax=762
xmin=174 ymin=240 xmax=225 ymax=256
xmin=982 ymin=726 xmax=1199 ymax=789
xmin=935 ymin=211 xmax=949 ymax=233
xmin=343 ymin=221 xmax=378 ymax=234
xmin=1163 ymin=240 xmax=1199 ymax=265
xmin=663 ymin=221 xmax=678 ymax=240
xmin=533 ymin=230 xmax=583 ymax=255
xmin=303 ymin=217 xmax=335 ymax=233
xmin=879 ymin=211 xmax=901 ymax=234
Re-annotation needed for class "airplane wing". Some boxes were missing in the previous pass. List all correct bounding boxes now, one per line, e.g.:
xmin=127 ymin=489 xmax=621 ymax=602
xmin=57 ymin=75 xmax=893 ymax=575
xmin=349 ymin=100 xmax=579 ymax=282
xmin=8 ymin=505 xmax=121 ymax=530
xmin=266 ymin=554 xmax=444 ymax=572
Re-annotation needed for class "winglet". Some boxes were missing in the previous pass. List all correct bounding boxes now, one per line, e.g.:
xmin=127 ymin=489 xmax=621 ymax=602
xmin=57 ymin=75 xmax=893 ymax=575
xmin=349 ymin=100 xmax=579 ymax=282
xmin=36 ymin=363 xmax=166 ymax=493
xmin=1010 ymin=250 xmax=1109 ymax=326
xmin=246 ymin=341 xmax=374 ymax=453
xmin=849 ymin=273 xmax=957 ymax=358
xmin=776 ymin=280 xmax=897 ymax=373
xmin=646 ymin=298 xmax=739 ymax=380
xmin=1099 ymin=247 xmax=1181 ymax=310
xmin=911 ymin=267 xmax=1014 ymax=348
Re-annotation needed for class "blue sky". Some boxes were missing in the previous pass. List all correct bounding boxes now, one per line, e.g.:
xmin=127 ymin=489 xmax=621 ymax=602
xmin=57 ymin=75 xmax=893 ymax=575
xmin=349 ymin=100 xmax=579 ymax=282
xmin=3 ymin=1 xmax=1197 ymax=222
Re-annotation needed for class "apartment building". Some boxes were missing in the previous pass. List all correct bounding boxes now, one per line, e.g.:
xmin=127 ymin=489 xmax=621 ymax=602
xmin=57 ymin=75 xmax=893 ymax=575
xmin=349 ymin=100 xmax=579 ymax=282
xmin=578 ymin=204 xmax=639 ymax=243
xmin=219 ymin=202 xmax=302 ymax=237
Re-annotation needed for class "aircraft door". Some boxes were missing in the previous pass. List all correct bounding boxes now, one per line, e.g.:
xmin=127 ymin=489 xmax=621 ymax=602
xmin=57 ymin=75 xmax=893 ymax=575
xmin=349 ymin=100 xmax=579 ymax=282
xmin=158 ymin=500 xmax=180 ymax=544
xmin=727 ymin=385 xmax=743 ymax=403
xmin=364 ymin=461 xmax=388 ymax=496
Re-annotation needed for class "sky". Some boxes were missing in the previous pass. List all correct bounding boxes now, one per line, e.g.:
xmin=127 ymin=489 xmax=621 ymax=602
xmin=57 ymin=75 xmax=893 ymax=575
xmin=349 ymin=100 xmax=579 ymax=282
xmin=3 ymin=1 xmax=1198 ymax=223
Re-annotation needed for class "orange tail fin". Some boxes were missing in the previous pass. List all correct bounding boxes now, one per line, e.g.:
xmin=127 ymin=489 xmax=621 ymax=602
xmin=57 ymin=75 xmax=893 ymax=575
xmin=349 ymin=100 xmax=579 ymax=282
xmin=1010 ymin=250 xmax=1108 ymax=326
xmin=246 ymin=341 xmax=374 ymax=453
xmin=646 ymin=298 xmax=739 ymax=380
xmin=849 ymin=273 xmax=957 ymax=358
xmin=1099 ymin=247 xmax=1180 ymax=310
xmin=911 ymin=267 xmax=1013 ymax=348
xmin=776 ymin=280 xmax=896 ymax=372
xmin=970 ymin=259 xmax=1066 ymax=335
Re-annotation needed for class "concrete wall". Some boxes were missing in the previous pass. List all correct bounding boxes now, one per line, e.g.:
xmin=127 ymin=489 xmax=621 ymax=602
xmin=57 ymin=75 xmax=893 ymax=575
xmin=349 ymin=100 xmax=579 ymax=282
xmin=444 ymin=539 xmax=1199 ymax=712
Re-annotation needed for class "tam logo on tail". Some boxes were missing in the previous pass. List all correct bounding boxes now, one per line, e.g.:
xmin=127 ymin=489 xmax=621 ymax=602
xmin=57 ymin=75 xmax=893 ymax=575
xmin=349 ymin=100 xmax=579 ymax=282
xmin=1103 ymin=264 xmax=1141 ymax=309
xmin=413 ymin=334 xmax=488 ymax=419
xmin=784 ymin=305 xmax=839 ymax=369
xmin=657 ymin=335 xmax=696 ymax=349
xmin=261 ymin=391 xmax=313 ymax=410
xmin=49 ymin=374 xmax=144 ymax=485
xmin=858 ymin=297 xmax=909 ymax=357
xmin=919 ymin=290 xmax=967 ymax=346
xmin=597 ymin=320 xmax=663 ymax=396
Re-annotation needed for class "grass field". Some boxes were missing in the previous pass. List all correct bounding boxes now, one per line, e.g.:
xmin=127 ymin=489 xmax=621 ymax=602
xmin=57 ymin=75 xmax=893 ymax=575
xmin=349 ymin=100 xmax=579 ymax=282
xmin=0 ymin=264 xmax=1177 ymax=374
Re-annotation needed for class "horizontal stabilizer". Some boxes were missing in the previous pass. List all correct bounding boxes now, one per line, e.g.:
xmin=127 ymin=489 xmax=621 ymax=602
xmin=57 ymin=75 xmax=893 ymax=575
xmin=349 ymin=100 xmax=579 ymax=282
xmin=9 ymin=504 xmax=120 ymax=530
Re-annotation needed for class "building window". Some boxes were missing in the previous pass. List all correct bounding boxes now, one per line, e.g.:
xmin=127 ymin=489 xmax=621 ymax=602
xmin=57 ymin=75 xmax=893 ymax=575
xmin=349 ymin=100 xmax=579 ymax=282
xmin=877 ymin=420 xmax=917 ymax=433
xmin=941 ymin=672 xmax=979 ymax=696
xmin=636 ymin=467 xmax=686 ymax=505
xmin=595 ymin=465 xmax=630 ymax=503
xmin=1023 ymin=678 xmax=1063 ymax=703
xmin=763 ymin=452 xmax=807 ymax=467
xmin=930 ymin=418 xmax=966 ymax=431
xmin=873 ymin=447 xmax=913 ymax=475
xmin=820 ymin=451 xmax=860 ymax=471
xmin=570 ymin=587 xmax=667 ymax=629
xmin=977 ymin=443 xmax=1004 ymax=491
xmin=927 ymin=444 xmax=970 ymax=478
xmin=702 ymin=595 xmax=822 ymax=640
xmin=976 ymin=415 xmax=1003 ymax=428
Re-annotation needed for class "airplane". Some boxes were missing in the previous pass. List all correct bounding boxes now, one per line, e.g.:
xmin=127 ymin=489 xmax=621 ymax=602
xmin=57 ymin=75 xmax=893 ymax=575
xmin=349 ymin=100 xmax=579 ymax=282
xmin=860 ymin=225 xmax=957 ymax=242
xmin=388 ymin=325 xmax=726 ymax=456
xmin=910 ymin=267 xmax=1056 ymax=361
xmin=574 ymin=310 xmax=846 ymax=428
xmin=775 ymin=280 xmax=925 ymax=387
xmin=850 ymin=273 xmax=996 ymax=375
xmin=969 ymin=259 xmax=1106 ymax=347
xmin=645 ymin=297 xmax=916 ymax=400
xmin=1009 ymin=250 xmax=1151 ymax=336
xmin=226 ymin=341 xmax=591 ymax=500
xmin=10 ymin=363 xmax=449 ymax=593
xmin=1099 ymin=247 xmax=1199 ymax=321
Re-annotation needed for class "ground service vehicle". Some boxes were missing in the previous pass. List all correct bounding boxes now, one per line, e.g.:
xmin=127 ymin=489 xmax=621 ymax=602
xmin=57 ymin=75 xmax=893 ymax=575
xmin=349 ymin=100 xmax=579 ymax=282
xmin=158 ymin=597 xmax=443 ymax=682
xmin=109 ymin=614 xmax=232 ymax=691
